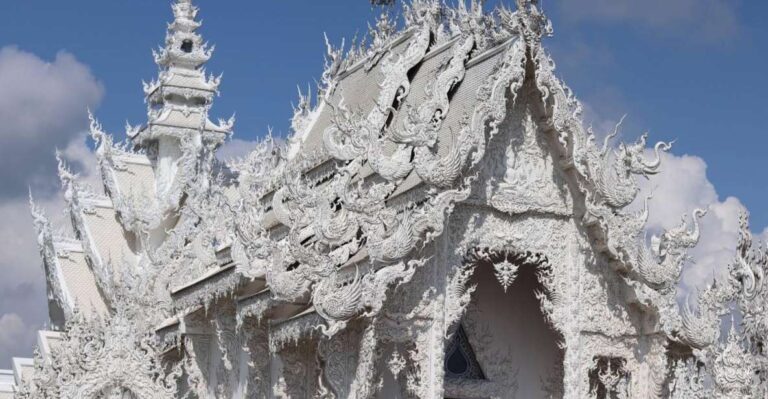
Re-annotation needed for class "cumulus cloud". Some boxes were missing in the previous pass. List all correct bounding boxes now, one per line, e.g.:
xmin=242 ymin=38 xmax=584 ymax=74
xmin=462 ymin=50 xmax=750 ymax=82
xmin=0 ymin=197 xmax=53 ymax=366
xmin=555 ymin=0 xmax=740 ymax=42
xmin=0 ymin=47 xmax=103 ymax=367
xmin=0 ymin=136 xmax=100 ymax=367
xmin=0 ymin=47 xmax=103 ymax=198
xmin=0 ymin=314 xmax=36 ymax=365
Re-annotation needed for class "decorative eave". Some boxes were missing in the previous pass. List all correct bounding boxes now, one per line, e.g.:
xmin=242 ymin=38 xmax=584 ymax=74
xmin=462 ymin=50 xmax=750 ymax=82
xmin=60 ymin=179 xmax=118 ymax=303
xmin=169 ymin=18 xmax=201 ymax=33
xmin=29 ymin=200 xmax=108 ymax=323
xmin=154 ymin=305 xmax=206 ymax=354
xmin=11 ymin=358 xmax=33 ymax=389
xmin=235 ymin=289 xmax=273 ymax=327
xmin=169 ymin=251 xmax=317 ymax=328
xmin=57 ymin=154 xmax=119 ymax=268
xmin=90 ymin=116 xmax=164 ymax=233
xmin=48 ymin=237 xmax=110 ymax=318
xmin=129 ymin=106 xmax=233 ymax=147
xmin=170 ymin=262 xmax=245 ymax=311
xmin=269 ymin=311 xmax=324 ymax=353
xmin=30 ymin=196 xmax=77 ymax=320
xmin=0 ymin=369 xmax=15 ymax=395
xmin=143 ymin=69 xmax=221 ymax=104
xmin=46 ymin=240 xmax=81 ymax=319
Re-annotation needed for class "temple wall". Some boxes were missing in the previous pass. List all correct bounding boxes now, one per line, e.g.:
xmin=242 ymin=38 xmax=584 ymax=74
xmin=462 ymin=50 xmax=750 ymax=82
xmin=375 ymin=341 xmax=408 ymax=398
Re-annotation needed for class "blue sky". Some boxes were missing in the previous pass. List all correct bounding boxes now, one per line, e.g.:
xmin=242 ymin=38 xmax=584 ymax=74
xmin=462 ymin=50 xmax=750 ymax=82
xmin=0 ymin=0 xmax=763 ymax=226
xmin=0 ymin=0 xmax=765 ymax=365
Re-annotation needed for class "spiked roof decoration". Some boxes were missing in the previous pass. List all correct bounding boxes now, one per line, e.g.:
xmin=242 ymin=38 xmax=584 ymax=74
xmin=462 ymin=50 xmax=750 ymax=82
xmin=21 ymin=1 xmax=768 ymax=398
xmin=131 ymin=0 xmax=233 ymax=147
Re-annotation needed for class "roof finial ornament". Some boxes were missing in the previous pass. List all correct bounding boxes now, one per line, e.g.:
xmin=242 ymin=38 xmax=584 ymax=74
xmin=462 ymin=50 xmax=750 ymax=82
xmin=498 ymin=0 xmax=551 ymax=42
xmin=153 ymin=0 xmax=211 ymax=69
xmin=138 ymin=0 xmax=230 ymax=147
xmin=129 ymin=0 xmax=232 ymax=210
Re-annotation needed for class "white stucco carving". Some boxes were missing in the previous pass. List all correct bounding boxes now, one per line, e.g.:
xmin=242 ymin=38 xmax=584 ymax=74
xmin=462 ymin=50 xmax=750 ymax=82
xmin=9 ymin=1 xmax=765 ymax=398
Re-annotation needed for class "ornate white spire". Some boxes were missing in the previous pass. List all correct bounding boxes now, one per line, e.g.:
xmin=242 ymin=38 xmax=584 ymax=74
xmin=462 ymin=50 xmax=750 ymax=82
xmin=153 ymin=0 xmax=212 ymax=70
xmin=133 ymin=0 xmax=233 ymax=147
xmin=129 ymin=0 xmax=234 ymax=215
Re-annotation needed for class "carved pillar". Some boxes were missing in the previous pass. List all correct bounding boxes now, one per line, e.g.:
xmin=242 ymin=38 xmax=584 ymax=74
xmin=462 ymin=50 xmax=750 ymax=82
xmin=630 ymin=335 xmax=667 ymax=398
xmin=385 ymin=314 xmax=442 ymax=399
xmin=421 ymin=299 xmax=447 ymax=399
xmin=211 ymin=306 xmax=240 ymax=398
xmin=183 ymin=334 xmax=214 ymax=397
xmin=425 ymin=234 xmax=451 ymax=399
xmin=379 ymin=299 xmax=439 ymax=397
xmin=317 ymin=322 xmax=365 ymax=398
xmin=273 ymin=340 xmax=320 ymax=399
xmin=347 ymin=324 xmax=381 ymax=398
xmin=558 ymin=235 xmax=588 ymax=399
xmin=241 ymin=318 xmax=270 ymax=399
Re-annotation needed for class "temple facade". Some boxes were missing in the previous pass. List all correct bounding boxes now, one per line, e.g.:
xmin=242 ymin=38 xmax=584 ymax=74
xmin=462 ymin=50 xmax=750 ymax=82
xmin=3 ymin=1 xmax=768 ymax=398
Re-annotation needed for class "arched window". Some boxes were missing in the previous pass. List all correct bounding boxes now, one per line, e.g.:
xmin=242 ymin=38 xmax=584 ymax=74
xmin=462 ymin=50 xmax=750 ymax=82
xmin=180 ymin=39 xmax=194 ymax=53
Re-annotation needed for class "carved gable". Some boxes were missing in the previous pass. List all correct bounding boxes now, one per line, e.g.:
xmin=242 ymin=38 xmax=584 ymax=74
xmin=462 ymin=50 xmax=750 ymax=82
xmin=16 ymin=1 xmax=759 ymax=398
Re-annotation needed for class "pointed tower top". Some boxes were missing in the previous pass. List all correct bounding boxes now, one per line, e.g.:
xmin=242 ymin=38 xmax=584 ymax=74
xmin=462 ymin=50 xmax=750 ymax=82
xmin=171 ymin=0 xmax=201 ymax=33
xmin=130 ymin=0 xmax=233 ymax=210
xmin=134 ymin=0 xmax=232 ymax=146
xmin=153 ymin=0 xmax=213 ymax=70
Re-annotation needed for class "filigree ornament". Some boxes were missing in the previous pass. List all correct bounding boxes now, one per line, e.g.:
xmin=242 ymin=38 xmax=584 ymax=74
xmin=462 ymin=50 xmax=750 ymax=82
xmin=488 ymin=113 xmax=572 ymax=216
xmin=678 ymin=294 xmax=721 ymax=350
xmin=712 ymin=325 xmax=755 ymax=397
xmin=29 ymin=197 xmax=75 ymax=322
xmin=314 ymin=270 xmax=364 ymax=337
xmin=16 ymin=301 xmax=184 ymax=399
xmin=493 ymin=259 xmax=519 ymax=292
xmin=635 ymin=208 xmax=706 ymax=291
xmin=388 ymin=350 xmax=407 ymax=378
xmin=21 ymin=1 xmax=768 ymax=398
xmin=667 ymin=359 xmax=709 ymax=399
xmin=586 ymin=357 xmax=631 ymax=399
xmin=731 ymin=212 xmax=768 ymax=336
xmin=391 ymin=34 xmax=475 ymax=147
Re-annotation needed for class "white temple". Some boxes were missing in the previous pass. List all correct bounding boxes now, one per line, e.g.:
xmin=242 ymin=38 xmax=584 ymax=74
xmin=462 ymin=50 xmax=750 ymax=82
xmin=3 ymin=0 xmax=768 ymax=398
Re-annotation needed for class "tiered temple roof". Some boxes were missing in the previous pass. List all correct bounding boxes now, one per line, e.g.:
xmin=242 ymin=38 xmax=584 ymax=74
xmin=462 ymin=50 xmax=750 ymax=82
xmin=11 ymin=1 xmax=768 ymax=398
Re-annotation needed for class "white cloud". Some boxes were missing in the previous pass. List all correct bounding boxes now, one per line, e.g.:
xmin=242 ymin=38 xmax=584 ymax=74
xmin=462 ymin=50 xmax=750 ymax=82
xmin=0 ymin=314 xmax=36 ymax=364
xmin=0 ymin=47 xmax=103 ymax=367
xmin=556 ymin=0 xmax=740 ymax=42
xmin=0 ymin=47 xmax=103 ymax=198
xmin=0 ymin=136 xmax=100 ymax=368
